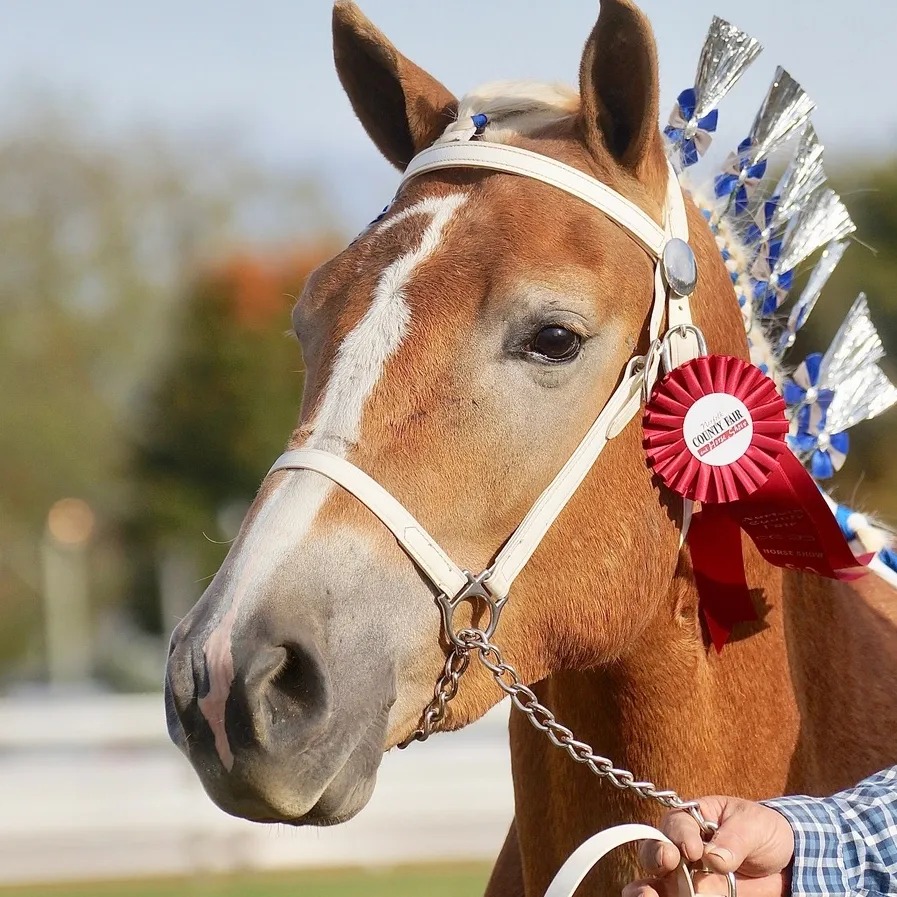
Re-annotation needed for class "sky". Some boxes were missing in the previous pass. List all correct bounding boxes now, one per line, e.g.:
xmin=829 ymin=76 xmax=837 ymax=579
xmin=2 ymin=0 xmax=894 ymax=229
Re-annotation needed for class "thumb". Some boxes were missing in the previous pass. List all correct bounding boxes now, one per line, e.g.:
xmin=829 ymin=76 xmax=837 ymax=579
xmin=702 ymin=831 xmax=755 ymax=874
xmin=700 ymin=800 xmax=794 ymax=877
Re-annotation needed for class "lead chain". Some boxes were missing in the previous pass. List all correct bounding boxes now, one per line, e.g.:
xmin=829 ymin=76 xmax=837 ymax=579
xmin=402 ymin=626 xmax=716 ymax=837
xmin=397 ymin=646 xmax=470 ymax=748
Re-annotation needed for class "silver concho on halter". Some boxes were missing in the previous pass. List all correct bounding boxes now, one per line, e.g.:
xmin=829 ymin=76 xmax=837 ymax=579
xmin=662 ymin=237 xmax=698 ymax=298
xmin=659 ymin=238 xmax=706 ymax=374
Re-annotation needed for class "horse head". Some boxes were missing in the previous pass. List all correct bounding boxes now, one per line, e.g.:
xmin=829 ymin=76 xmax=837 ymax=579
xmin=165 ymin=0 xmax=745 ymax=827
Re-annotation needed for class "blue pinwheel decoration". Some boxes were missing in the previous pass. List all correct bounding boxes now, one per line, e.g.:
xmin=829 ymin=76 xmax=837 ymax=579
xmin=664 ymin=89 xmax=719 ymax=168
xmin=783 ymin=353 xmax=847 ymax=479
xmin=750 ymin=239 xmax=794 ymax=315
xmin=714 ymin=138 xmax=767 ymax=214
xmin=788 ymin=425 xmax=849 ymax=479
xmin=783 ymin=354 xmax=833 ymax=426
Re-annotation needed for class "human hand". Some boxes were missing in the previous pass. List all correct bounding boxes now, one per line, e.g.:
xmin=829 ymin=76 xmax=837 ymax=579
xmin=623 ymin=796 xmax=795 ymax=896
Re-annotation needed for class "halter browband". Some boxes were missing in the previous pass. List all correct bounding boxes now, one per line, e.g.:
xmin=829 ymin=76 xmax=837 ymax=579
xmin=268 ymin=140 xmax=701 ymax=622
xmin=402 ymin=142 xmax=669 ymax=257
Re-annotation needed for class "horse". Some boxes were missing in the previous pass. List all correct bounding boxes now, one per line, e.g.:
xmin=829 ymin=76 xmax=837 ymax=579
xmin=164 ymin=2 xmax=897 ymax=894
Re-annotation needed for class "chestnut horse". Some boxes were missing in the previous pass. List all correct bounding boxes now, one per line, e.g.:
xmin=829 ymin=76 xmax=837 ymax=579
xmin=165 ymin=2 xmax=897 ymax=894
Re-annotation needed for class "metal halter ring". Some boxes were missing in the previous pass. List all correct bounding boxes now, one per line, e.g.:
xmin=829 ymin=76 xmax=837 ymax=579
xmin=688 ymin=867 xmax=738 ymax=897
xmin=436 ymin=569 xmax=508 ymax=648
xmin=661 ymin=323 xmax=708 ymax=373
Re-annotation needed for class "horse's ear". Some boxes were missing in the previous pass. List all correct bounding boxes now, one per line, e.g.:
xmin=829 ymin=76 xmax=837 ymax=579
xmin=578 ymin=0 xmax=665 ymax=181
xmin=332 ymin=1 xmax=458 ymax=169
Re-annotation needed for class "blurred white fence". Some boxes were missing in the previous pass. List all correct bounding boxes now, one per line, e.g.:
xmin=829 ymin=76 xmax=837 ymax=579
xmin=0 ymin=693 xmax=513 ymax=885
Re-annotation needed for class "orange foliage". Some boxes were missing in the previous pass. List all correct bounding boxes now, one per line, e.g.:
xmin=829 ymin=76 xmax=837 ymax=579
xmin=209 ymin=243 xmax=337 ymax=329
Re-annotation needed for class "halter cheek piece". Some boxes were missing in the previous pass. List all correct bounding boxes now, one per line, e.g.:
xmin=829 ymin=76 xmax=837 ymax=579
xmin=268 ymin=141 xmax=702 ymax=646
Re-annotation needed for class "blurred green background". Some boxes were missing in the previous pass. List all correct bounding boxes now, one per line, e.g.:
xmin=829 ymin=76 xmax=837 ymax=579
xmin=0 ymin=866 xmax=490 ymax=897
xmin=0 ymin=103 xmax=342 ymax=687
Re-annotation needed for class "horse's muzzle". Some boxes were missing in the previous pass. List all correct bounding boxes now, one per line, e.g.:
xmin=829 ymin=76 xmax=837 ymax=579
xmin=164 ymin=610 xmax=389 ymax=825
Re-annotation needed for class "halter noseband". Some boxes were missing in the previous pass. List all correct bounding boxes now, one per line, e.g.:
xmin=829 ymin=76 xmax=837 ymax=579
xmin=268 ymin=140 xmax=702 ymax=642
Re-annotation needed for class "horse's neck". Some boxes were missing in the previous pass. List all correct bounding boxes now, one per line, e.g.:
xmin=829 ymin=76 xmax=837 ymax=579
xmin=509 ymin=549 xmax=799 ymax=897
xmin=780 ymin=567 xmax=897 ymax=790
xmin=507 ymin=548 xmax=897 ymax=897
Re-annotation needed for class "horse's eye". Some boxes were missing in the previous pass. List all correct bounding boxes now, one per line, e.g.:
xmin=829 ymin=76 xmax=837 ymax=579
xmin=528 ymin=326 xmax=582 ymax=362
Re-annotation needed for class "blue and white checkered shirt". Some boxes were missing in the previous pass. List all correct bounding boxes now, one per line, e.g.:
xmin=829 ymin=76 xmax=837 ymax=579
xmin=763 ymin=766 xmax=897 ymax=896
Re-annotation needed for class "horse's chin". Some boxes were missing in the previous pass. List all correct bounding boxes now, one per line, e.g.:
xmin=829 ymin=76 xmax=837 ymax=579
xmin=182 ymin=702 xmax=389 ymax=828
xmin=211 ymin=770 xmax=378 ymax=828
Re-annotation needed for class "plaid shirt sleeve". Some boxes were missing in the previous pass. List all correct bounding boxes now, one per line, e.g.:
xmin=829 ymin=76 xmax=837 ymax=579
xmin=762 ymin=766 xmax=897 ymax=896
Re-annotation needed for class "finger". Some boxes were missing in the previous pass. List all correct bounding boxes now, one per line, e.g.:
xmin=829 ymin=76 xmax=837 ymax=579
xmin=706 ymin=802 xmax=795 ymax=878
xmin=622 ymin=878 xmax=666 ymax=897
xmin=702 ymin=838 xmax=742 ymax=874
xmin=660 ymin=809 xmax=708 ymax=864
xmin=638 ymin=839 xmax=681 ymax=875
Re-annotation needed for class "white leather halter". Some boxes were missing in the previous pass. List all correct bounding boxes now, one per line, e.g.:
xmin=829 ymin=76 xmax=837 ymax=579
xmin=268 ymin=140 xmax=701 ymax=632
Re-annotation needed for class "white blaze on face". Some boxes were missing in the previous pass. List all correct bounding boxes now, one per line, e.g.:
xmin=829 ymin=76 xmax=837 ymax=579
xmin=197 ymin=192 xmax=469 ymax=769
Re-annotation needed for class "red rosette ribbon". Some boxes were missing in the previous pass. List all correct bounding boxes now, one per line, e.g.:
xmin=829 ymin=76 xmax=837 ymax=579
xmin=644 ymin=355 xmax=789 ymax=504
xmin=643 ymin=355 xmax=870 ymax=652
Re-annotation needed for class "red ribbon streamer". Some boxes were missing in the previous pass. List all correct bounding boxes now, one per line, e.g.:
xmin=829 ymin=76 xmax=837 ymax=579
xmin=688 ymin=452 xmax=869 ymax=651
xmin=687 ymin=509 xmax=755 ymax=652
xmin=644 ymin=355 xmax=869 ymax=651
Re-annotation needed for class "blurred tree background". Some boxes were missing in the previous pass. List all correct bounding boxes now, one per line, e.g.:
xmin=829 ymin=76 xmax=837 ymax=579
xmin=0 ymin=99 xmax=339 ymax=688
xmin=1 ymin=98 xmax=896 ymax=690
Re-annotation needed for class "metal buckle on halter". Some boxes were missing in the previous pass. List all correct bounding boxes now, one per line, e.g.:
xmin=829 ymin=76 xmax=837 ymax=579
xmin=436 ymin=568 xmax=508 ymax=649
xmin=660 ymin=323 xmax=708 ymax=373
xmin=688 ymin=867 xmax=737 ymax=897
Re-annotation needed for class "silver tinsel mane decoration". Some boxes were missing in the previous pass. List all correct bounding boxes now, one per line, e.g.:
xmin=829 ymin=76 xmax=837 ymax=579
xmin=664 ymin=17 xmax=897 ymax=574
xmin=666 ymin=18 xmax=897 ymax=481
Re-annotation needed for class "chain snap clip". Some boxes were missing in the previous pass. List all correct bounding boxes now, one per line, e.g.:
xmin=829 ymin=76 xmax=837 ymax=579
xmin=436 ymin=568 xmax=507 ymax=649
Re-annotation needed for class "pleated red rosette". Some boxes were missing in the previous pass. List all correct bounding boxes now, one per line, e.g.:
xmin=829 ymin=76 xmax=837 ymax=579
xmin=642 ymin=354 xmax=868 ymax=653
xmin=643 ymin=355 xmax=788 ymax=504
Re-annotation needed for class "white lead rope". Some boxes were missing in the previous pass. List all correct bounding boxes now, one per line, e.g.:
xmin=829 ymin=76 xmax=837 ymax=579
xmin=544 ymin=824 xmax=705 ymax=897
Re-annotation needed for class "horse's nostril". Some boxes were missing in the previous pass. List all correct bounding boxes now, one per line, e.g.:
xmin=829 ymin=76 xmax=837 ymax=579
xmin=230 ymin=636 xmax=333 ymax=753
xmin=271 ymin=640 xmax=331 ymax=718
xmin=164 ymin=632 xmax=206 ymax=753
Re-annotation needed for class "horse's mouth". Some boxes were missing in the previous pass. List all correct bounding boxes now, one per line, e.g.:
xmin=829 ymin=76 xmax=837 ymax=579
xmin=176 ymin=692 xmax=391 ymax=828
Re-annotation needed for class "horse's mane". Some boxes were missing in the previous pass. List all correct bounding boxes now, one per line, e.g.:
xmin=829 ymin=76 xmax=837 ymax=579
xmin=452 ymin=81 xmax=578 ymax=138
